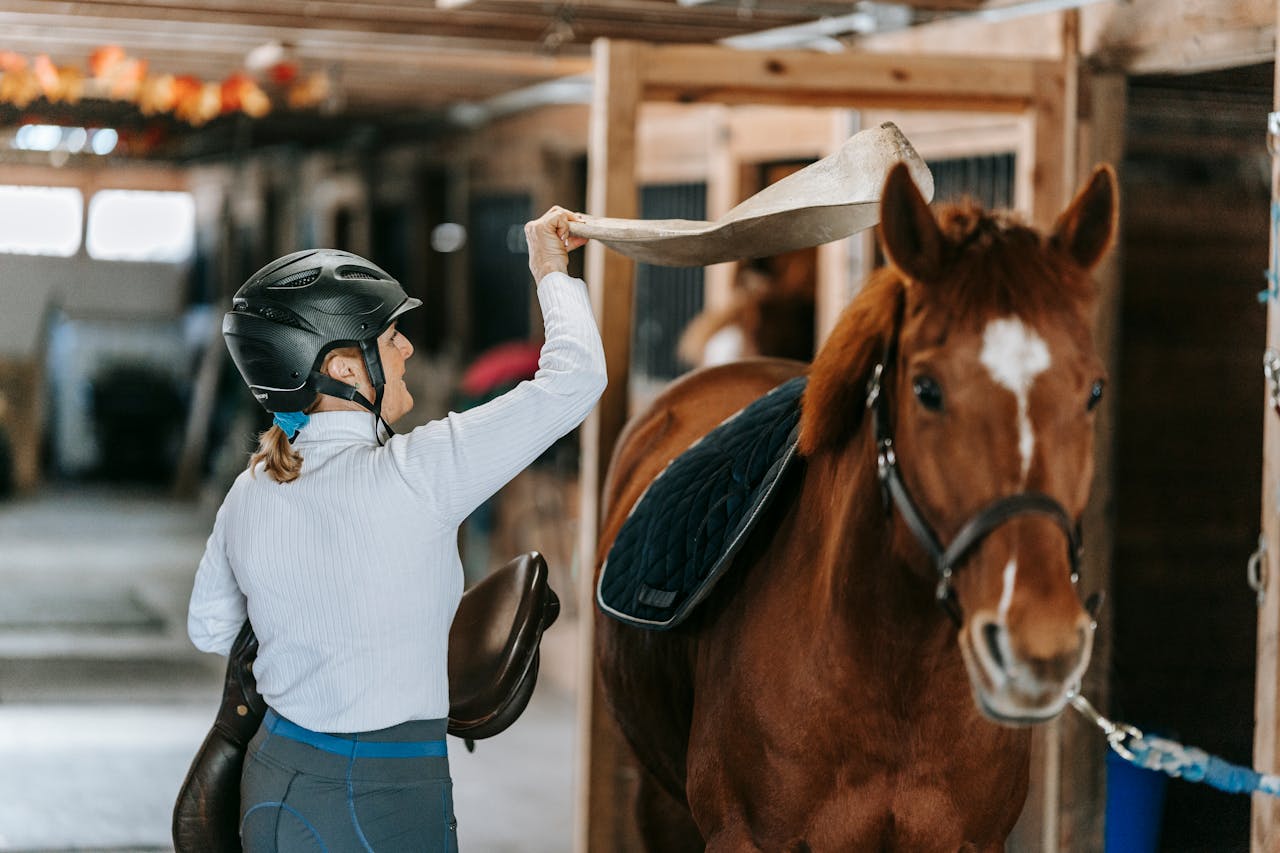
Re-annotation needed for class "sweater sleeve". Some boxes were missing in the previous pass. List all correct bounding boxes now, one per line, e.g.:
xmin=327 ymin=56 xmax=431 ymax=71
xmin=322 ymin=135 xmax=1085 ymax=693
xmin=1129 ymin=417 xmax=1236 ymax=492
xmin=394 ymin=271 xmax=607 ymax=527
xmin=187 ymin=498 xmax=248 ymax=656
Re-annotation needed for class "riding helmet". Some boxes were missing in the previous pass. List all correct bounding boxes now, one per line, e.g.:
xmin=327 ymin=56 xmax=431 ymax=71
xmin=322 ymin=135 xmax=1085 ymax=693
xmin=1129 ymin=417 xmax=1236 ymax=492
xmin=222 ymin=248 xmax=421 ymax=414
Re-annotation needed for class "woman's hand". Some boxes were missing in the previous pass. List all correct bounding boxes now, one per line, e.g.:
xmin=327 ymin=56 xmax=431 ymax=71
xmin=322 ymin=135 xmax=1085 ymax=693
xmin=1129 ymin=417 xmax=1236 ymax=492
xmin=526 ymin=206 xmax=588 ymax=283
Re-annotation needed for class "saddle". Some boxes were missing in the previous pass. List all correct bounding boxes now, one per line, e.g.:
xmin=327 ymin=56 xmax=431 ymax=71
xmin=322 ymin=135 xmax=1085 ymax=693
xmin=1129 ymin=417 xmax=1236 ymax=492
xmin=172 ymin=551 xmax=560 ymax=853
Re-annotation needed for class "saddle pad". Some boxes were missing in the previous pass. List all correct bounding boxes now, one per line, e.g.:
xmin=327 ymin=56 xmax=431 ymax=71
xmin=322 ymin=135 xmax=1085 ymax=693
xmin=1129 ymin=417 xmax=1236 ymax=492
xmin=597 ymin=375 xmax=807 ymax=630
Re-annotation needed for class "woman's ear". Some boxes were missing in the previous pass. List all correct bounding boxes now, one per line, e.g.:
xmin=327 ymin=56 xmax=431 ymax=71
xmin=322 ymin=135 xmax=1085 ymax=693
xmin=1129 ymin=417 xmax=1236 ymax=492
xmin=1051 ymin=164 xmax=1118 ymax=271
xmin=879 ymin=162 xmax=946 ymax=285
xmin=322 ymin=352 xmax=362 ymax=387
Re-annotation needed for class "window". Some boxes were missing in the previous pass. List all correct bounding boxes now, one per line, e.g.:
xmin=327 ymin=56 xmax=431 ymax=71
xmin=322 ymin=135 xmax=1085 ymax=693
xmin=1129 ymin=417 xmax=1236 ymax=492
xmin=0 ymin=185 xmax=83 ymax=257
xmin=86 ymin=190 xmax=195 ymax=262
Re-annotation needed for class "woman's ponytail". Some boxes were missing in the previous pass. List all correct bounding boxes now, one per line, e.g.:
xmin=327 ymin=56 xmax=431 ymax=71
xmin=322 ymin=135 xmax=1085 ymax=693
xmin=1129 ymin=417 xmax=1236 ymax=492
xmin=249 ymin=424 xmax=304 ymax=483
xmin=245 ymin=347 xmax=356 ymax=483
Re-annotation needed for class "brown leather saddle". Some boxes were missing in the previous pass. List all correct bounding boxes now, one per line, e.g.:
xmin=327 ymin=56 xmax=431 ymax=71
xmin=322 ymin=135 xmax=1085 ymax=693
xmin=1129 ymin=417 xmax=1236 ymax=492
xmin=172 ymin=551 xmax=560 ymax=852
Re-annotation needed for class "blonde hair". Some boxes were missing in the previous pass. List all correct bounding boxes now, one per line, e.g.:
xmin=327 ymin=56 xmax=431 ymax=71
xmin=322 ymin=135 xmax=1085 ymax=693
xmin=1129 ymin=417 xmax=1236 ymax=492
xmin=249 ymin=346 xmax=361 ymax=483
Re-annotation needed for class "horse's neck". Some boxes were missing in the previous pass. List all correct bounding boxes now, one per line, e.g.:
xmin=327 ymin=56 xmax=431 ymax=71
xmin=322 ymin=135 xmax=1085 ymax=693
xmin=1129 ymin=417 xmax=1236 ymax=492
xmin=799 ymin=440 xmax=955 ymax=667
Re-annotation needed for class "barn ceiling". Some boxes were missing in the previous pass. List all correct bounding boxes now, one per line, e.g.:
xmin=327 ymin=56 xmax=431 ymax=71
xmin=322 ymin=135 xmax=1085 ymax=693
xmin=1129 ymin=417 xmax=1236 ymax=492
xmin=0 ymin=0 xmax=1014 ymax=158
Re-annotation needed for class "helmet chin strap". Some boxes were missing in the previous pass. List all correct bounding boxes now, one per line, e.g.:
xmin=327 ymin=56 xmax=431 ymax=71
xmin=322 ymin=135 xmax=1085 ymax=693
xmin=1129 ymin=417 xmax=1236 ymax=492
xmin=310 ymin=337 xmax=396 ymax=444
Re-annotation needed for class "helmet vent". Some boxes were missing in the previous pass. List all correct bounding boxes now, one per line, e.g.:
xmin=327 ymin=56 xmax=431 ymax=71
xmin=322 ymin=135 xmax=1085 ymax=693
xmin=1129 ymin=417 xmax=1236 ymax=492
xmin=253 ymin=305 xmax=304 ymax=328
xmin=339 ymin=269 xmax=379 ymax=280
xmin=269 ymin=269 xmax=321 ymax=289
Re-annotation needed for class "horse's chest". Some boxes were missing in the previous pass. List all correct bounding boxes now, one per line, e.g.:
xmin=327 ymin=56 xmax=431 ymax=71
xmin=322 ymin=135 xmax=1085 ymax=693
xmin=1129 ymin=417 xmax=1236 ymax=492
xmin=691 ymin=713 xmax=1027 ymax=851
xmin=819 ymin=763 xmax=1016 ymax=846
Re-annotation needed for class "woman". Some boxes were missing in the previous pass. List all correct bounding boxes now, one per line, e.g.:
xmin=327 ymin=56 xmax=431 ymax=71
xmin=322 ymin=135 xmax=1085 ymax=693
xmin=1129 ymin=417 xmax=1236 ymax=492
xmin=187 ymin=207 xmax=605 ymax=851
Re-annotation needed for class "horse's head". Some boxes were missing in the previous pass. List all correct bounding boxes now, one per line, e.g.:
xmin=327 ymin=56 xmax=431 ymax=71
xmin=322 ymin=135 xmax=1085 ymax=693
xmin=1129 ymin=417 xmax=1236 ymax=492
xmin=800 ymin=162 xmax=1117 ymax=724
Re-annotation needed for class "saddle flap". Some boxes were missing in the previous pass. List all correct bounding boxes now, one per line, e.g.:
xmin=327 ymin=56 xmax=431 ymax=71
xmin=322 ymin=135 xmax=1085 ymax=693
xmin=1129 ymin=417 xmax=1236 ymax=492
xmin=447 ymin=551 xmax=560 ymax=738
xmin=172 ymin=621 xmax=264 ymax=852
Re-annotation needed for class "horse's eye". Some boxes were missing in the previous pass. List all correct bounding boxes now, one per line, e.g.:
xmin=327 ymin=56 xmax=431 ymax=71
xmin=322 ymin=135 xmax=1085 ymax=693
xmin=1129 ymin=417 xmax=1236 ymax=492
xmin=1087 ymin=379 xmax=1105 ymax=411
xmin=912 ymin=376 xmax=944 ymax=412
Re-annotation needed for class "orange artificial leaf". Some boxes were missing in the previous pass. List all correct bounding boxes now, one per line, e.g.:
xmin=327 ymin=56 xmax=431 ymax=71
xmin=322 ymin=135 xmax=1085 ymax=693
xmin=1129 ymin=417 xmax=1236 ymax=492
xmin=88 ymin=45 xmax=126 ymax=79
xmin=241 ymin=84 xmax=271 ymax=118
xmin=287 ymin=71 xmax=331 ymax=109
xmin=0 ymin=68 xmax=39 ymax=108
xmin=52 ymin=66 xmax=85 ymax=104
xmin=138 ymin=73 xmax=176 ymax=114
xmin=0 ymin=51 xmax=28 ymax=72
xmin=268 ymin=61 xmax=299 ymax=85
xmin=32 ymin=55 xmax=58 ymax=97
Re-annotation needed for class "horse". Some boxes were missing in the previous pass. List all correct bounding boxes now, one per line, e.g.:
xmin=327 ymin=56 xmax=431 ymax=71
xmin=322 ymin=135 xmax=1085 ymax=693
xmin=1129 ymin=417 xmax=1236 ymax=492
xmin=677 ymin=248 xmax=817 ymax=368
xmin=594 ymin=161 xmax=1117 ymax=851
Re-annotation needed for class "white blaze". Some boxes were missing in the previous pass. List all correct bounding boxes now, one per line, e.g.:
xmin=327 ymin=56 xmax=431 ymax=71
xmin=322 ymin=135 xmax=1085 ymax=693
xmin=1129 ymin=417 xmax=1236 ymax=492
xmin=998 ymin=558 xmax=1017 ymax=621
xmin=979 ymin=317 xmax=1051 ymax=482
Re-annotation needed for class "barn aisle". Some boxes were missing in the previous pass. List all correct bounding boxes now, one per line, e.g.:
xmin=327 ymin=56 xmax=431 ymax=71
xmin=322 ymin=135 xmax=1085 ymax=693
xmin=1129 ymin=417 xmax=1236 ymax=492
xmin=0 ymin=488 xmax=575 ymax=852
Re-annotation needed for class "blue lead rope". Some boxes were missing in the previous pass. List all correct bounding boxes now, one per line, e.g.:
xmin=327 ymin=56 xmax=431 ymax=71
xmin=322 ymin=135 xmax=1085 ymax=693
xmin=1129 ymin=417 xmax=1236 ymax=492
xmin=1070 ymin=693 xmax=1280 ymax=797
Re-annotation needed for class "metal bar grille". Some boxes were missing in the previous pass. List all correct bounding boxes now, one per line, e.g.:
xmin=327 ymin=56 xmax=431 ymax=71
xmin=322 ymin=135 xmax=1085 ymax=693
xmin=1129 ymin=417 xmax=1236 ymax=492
xmin=927 ymin=152 xmax=1016 ymax=210
xmin=632 ymin=182 xmax=707 ymax=381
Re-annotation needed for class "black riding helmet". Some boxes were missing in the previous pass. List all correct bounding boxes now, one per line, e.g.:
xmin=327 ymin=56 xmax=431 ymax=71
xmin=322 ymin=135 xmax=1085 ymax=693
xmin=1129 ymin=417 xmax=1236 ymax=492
xmin=223 ymin=249 xmax=421 ymax=426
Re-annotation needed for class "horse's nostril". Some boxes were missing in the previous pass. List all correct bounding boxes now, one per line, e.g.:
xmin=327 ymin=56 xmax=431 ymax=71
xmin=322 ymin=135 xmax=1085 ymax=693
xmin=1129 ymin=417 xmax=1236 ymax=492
xmin=983 ymin=622 xmax=1005 ymax=670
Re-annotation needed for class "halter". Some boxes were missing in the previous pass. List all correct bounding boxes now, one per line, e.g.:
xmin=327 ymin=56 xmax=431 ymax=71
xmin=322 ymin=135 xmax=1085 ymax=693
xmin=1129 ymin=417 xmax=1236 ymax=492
xmin=865 ymin=353 xmax=1090 ymax=627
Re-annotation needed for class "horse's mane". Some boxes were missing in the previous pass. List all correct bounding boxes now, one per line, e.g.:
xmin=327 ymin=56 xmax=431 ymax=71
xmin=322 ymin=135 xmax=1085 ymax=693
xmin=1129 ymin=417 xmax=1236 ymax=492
xmin=798 ymin=199 xmax=1096 ymax=456
xmin=930 ymin=200 xmax=1095 ymax=321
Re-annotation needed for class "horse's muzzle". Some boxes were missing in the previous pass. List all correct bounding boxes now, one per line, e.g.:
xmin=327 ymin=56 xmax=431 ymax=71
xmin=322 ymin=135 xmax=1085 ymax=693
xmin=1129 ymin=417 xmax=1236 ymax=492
xmin=961 ymin=612 xmax=1093 ymax=725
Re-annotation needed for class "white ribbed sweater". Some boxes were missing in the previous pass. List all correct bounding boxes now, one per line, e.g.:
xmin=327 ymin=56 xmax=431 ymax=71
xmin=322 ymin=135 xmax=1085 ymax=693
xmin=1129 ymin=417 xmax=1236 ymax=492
xmin=188 ymin=272 xmax=606 ymax=733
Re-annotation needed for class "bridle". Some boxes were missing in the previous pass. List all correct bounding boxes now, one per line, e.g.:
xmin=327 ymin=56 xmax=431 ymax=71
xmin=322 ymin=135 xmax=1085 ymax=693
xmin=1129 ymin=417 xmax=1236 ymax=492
xmin=865 ymin=350 xmax=1096 ymax=627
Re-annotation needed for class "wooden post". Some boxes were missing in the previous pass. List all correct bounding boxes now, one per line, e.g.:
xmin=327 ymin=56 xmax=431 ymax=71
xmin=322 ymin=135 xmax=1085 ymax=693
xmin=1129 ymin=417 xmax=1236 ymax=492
xmin=1061 ymin=67 xmax=1126 ymax=853
xmin=815 ymin=109 xmax=861 ymax=343
xmin=576 ymin=37 xmax=644 ymax=853
xmin=1253 ymin=7 xmax=1280 ymax=847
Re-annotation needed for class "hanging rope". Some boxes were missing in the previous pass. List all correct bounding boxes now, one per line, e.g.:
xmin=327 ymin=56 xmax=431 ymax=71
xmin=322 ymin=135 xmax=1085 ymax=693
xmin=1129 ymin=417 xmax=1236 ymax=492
xmin=1070 ymin=692 xmax=1280 ymax=797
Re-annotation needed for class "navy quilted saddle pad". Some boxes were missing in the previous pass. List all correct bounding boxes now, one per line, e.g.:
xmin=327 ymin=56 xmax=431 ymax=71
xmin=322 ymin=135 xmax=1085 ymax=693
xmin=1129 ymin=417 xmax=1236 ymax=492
xmin=597 ymin=375 xmax=807 ymax=630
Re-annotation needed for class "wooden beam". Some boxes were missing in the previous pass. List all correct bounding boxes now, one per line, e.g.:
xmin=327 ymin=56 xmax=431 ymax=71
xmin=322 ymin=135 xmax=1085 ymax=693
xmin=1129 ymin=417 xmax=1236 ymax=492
xmin=637 ymin=43 xmax=1047 ymax=112
xmin=576 ymin=36 xmax=643 ymax=853
xmin=1254 ymin=5 xmax=1280 ymax=848
xmin=1081 ymin=0 xmax=1273 ymax=74
xmin=0 ymin=0 xmax=829 ymax=44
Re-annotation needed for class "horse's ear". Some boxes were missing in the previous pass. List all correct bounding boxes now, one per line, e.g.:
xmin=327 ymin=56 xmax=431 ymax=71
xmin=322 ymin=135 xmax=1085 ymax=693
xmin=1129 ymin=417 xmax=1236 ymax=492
xmin=799 ymin=276 xmax=903 ymax=456
xmin=1051 ymin=164 xmax=1117 ymax=271
xmin=879 ymin=162 xmax=945 ymax=284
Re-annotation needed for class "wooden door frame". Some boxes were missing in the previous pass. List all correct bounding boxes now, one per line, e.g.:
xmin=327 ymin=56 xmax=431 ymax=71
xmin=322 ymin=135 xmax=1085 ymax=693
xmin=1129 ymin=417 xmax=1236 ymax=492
xmin=1254 ymin=4 xmax=1280 ymax=848
xmin=573 ymin=38 xmax=1087 ymax=851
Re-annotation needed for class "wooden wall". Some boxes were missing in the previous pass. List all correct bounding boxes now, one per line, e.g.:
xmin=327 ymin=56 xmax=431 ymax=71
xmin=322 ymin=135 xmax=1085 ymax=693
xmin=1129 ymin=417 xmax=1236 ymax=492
xmin=1112 ymin=64 xmax=1271 ymax=851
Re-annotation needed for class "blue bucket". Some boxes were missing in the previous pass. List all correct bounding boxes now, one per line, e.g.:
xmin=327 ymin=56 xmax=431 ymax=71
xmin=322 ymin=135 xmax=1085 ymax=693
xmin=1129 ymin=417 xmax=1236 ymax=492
xmin=1105 ymin=745 xmax=1168 ymax=852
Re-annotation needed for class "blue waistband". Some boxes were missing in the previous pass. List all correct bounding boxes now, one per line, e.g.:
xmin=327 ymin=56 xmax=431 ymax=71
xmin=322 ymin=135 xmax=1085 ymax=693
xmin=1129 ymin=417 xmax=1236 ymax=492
xmin=264 ymin=709 xmax=448 ymax=759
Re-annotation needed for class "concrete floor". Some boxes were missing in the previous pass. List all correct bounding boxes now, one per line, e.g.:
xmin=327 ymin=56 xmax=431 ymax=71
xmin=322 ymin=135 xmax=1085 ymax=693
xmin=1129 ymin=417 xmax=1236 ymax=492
xmin=0 ymin=486 xmax=576 ymax=852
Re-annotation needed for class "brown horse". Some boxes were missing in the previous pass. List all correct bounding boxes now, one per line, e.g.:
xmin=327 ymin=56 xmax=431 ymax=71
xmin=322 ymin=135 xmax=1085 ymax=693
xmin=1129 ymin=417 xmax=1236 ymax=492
xmin=594 ymin=162 xmax=1117 ymax=851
